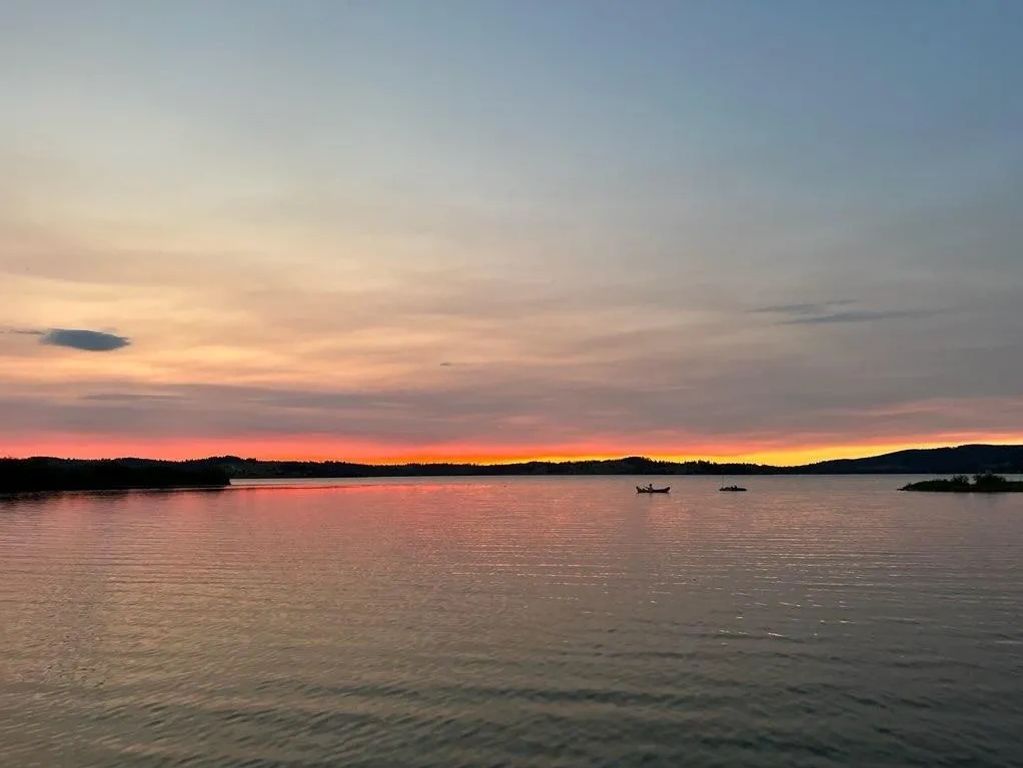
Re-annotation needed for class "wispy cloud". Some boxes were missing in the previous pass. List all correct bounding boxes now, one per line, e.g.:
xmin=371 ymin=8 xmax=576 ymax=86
xmin=81 ymin=392 xmax=179 ymax=402
xmin=753 ymin=300 xmax=856 ymax=316
xmin=40 ymin=329 xmax=131 ymax=352
xmin=780 ymin=309 xmax=936 ymax=325
xmin=2 ymin=328 xmax=44 ymax=336
xmin=754 ymin=300 xmax=937 ymax=326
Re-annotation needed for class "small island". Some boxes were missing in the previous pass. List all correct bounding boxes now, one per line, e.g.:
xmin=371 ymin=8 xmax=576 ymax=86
xmin=0 ymin=458 xmax=230 ymax=494
xmin=900 ymin=474 xmax=1023 ymax=493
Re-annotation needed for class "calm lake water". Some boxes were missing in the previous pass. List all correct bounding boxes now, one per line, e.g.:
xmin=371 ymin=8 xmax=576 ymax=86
xmin=1 ymin=476 xmax=1021 ymax=767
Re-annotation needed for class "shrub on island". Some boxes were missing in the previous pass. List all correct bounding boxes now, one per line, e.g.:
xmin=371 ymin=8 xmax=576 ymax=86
xmin=901 ymin=474 xmax=1023 ymax=492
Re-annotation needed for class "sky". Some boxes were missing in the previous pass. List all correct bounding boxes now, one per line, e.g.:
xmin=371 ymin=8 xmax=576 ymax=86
xmin=1 ymin=0 xmax=1022 ymax=465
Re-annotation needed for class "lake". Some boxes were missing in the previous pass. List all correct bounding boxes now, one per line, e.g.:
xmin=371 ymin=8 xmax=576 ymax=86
xmin=1 ymin=476 xmax=1021 ymax=767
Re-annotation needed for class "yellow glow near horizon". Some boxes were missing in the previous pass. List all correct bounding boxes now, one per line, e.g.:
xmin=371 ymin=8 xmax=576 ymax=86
xmin=6 ymin=432 xmax=1023 ymax=467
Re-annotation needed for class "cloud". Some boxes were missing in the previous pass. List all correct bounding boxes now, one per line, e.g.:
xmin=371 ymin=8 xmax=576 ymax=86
xmin=2 ymin=328 xmax=44 ymax=335
xmin=753 ymin=300 xmax=937 ymax=325
xmin=780 ymin=309 xmax=935 ymax=325
xmin=753 ymin=300 xmax=856 ymax=316
xmin=81 ymin=392 xmax=179 ymax=402
xmin=40 ymin=328 xmax=131 ymax=352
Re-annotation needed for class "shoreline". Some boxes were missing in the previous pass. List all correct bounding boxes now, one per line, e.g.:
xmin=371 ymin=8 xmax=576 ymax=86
xmin=5 ymin=473 xmax=1023 ymax=497
xmin=3 ymin=446 xmax=1022 ymax=494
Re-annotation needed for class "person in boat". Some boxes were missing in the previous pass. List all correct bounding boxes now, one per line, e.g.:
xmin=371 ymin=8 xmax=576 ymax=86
xmin=645 ymin=483 xmax=654 ymax=491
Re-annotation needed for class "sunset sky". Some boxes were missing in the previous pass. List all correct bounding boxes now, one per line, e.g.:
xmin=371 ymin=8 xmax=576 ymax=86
xmin=2 ymin=1 xmax=1022 ymax=465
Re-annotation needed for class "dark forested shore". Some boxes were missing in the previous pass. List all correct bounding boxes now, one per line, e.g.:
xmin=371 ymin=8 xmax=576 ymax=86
xmin=0 ymin=457 xmax=230 ymax=493
xmin=3 ymin=444 xmax=1022 ymax=492
xmin=192 ymin=443 xmax=1023 ymax=479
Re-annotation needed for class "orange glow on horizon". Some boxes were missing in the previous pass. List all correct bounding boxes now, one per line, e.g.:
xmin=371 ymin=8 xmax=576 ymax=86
xmin=5 ymin=431 xmax=1023 ymax=467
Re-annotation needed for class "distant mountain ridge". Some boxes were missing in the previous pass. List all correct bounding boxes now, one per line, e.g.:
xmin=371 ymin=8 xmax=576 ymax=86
xmin=796 ymin=444 xmax=1023 ymax=475
xmin=3 ymin=444 xmax=1022 ymax=492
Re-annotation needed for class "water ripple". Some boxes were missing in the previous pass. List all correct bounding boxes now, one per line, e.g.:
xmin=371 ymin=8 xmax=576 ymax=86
xmin=1 ymin=475 xmax=1022 ymax=766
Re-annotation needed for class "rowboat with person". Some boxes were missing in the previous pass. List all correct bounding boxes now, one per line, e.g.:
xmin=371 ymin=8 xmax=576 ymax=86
xmin=636 ymin=484 xmax=670 ymax=494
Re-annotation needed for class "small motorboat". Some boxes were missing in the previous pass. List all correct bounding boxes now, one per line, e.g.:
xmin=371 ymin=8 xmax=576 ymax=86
xmin=719 ymin=485 xmax=747 ymax=492
xmin=636 ymin=485 xmax=670 ymax=494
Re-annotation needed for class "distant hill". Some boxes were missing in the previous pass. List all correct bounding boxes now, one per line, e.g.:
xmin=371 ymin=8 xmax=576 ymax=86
xmin=186 ymin=444 xmax=1023 ymax=478
xmin=4 ymin=445 xmax=1022 ymax=492
xmin=796 ymin=444 xmax=1023 ymax=475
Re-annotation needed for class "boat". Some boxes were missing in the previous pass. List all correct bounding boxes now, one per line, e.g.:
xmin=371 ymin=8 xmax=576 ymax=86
xmin=719 ymin=485 xmax=747 ymax=492
xmin=636 ymin=485 xmax=670 ymax=494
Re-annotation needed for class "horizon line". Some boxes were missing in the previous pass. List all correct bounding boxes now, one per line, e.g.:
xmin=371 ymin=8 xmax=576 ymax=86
xmin=10 ymin=441 xmax=1022 ymax=470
